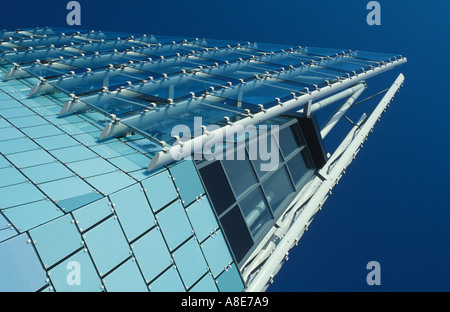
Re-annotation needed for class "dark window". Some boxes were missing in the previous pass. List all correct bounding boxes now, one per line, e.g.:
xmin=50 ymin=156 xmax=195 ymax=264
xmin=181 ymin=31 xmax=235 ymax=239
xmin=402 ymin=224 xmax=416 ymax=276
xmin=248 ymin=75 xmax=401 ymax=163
xmin=262 ymin=165 xmax=295 ymax=213
xmin=287 ymin=149 xmax=312 ymax=185
xmin=239 ymin=186 xmax=272 ymax=237
xmin=220 ymin=206 xmax=253 ymax=263
xmin=198 ymin=161 xmax=235 ymax=216
xmin=222 ymin=159 xmax=257 ymax=198
xmin=278 ymin=123 xmax=304 ymax=158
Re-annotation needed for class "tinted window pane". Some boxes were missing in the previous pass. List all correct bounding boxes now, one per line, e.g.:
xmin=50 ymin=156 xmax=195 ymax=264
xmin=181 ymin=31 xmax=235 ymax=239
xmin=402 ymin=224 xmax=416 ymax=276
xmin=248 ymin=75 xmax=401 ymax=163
xmin=287 ymin=150 xmax=312 ymax=186
xmin=220 ymin=206 xmax=253 ymax=263
xmin=221 ymin=159 xmax=257 ymax=198
xmin=239 ymin=187 xmax=272 ymax=237
xmin=279 ymin=123 xmax=304 ymax=158
xmin=198 ymin=161 xmax=235 ymax=216
xmin=262 ymin=165 xmax=295 ymax=213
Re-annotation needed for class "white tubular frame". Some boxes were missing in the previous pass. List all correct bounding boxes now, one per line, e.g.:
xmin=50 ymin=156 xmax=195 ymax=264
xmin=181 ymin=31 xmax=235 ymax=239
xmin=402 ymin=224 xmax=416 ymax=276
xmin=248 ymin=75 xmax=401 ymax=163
xmin=244 ymin=73 xmax=405 ymax=292
xmin=147 ymin=58 xmax=407 ymax=172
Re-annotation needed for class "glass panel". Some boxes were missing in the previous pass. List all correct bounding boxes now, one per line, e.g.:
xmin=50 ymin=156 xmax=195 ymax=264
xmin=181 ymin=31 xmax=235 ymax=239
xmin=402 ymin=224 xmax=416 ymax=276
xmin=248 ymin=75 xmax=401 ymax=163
xmin=221 ymin=159 xmax=257 ymax=198
xmin=156 ymin=200 xmax=192 ymax=251
xmin=21 ymin=124 xmax=63 ymax=139
xmin=8 ymin=115 xmax=48 ymax=128
xmin=201 ymin=230 xmax=233 ymax=278
xmin=22 ymin=161 xmax=74 ymax=184
xmin=215 ymin=262 xmax=244 ymax=292
xmin=287 ymin=150 xmax=312 ymax=186
xmin=0 ymin=135 xmax=38 ymax=155
xmin=48 ymin=144 xmax=98 ymax=163
xmin=109 ymin=183 xmax=155 ymax=242
xmin=72 ymin=197 xmax=112 ymax=232
xmin=262 ymin=165 xmax=295 ymax=213
xmin=279 ymin=123 xmax=304 ymax=158
xmin=5 ymin=148 xmax=56 ymax=168
xmin=219 ymin=205 xmax=253 ymax=263
xmin=169 ymin=160 xmax=205 ymax=206
xmin=107 ymin=153 xmax=149 ymax=173
xmin=0 ymin=182 xmax=46 ymax=209
xmin=198 ymin=161 xmax=235 ymax=216
xmin=186 ymin=197 xmax=219 ymax=242
xmin=90 ymin=140 xmax=137 ymax=158
xmin=0 ymin=166 xmax=27 ymax=187
xmin=0 ymin=107 xmax=35 ymax=119
xmin=189 ymin=273 xmax=218 ymax=292
xmin=38 ymin=176 xmax=103 ymax=212
xmin=48 ymin=249 xmax=103 ymax=292
xmin=132 ymin=227 xmax=172 ymax=283
xmin=85 ymin=170 xmax=135 ymax=195
xmin=172 ymin=237 xmax=208 ymax=289
xmin=0 ymin=233 xmax=47 ymax=292
xmin=35 ymin=134 xmax=80 ymax=150
xmin=103 ymin=258 xmax=148 ymax=292
xmin=149 ymin=266 xmax=185 ymax=292
xmin=0 ymin=126 xmax=25 ymax=141
xmin=239 ymin=186 xmax=272 ymax=237
xmin=2 ymin=199 xmax=63 ymax=232
xmin=142 ymin=169 xmax=178 ymax=212
xmin=29 ymin=214 xmax=83 ymax=268
xmin=83 ymin=216 xmax=131 ymax=275
xmin=66 ymin=157 xmax=117 ymax=178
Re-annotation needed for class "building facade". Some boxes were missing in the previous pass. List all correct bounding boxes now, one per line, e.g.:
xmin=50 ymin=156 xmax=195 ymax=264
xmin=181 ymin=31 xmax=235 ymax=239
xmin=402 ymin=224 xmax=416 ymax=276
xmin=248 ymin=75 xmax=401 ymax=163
xmin=0 ymin=27 xmax=406 ymax=292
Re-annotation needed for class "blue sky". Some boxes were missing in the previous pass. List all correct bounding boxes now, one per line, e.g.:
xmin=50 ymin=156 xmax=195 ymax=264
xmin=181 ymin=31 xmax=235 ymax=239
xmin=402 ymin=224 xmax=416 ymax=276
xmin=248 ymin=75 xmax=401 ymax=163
xmin=2 ymin=0 xmax=449 ymax=291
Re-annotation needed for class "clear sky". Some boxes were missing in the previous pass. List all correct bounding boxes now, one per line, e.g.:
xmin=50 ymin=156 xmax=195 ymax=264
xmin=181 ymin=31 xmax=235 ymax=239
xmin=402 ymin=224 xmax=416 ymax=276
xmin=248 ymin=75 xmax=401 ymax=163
xmin=2 ymin=0 xmax=449 ymax=291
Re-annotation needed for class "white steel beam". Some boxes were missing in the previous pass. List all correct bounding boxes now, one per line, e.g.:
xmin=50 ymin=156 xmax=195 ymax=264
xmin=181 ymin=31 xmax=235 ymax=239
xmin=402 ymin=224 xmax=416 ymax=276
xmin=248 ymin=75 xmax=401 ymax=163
xmin=244 ymin=73 xmax=405 ymax=292
xmin=147 ymin=58 xmax=407 ymax=172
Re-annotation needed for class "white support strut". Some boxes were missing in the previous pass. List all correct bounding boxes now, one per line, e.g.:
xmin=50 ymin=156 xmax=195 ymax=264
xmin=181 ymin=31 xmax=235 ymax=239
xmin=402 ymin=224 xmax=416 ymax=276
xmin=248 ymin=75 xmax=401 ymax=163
xmin=244 ymin=73 xmax=405 ymax=292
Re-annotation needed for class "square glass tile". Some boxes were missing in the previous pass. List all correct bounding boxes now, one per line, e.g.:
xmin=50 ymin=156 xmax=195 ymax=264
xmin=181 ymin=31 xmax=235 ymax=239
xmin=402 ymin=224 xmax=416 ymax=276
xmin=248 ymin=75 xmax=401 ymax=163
xmin=109 ymin=183 xmax=155 ymax=242
xmin=2 ymin=199 xmax=63 ymax=232
xmin=0 ymin=212 xmax=17 ymax=242
xmin=0 ymin=136 xmax=39 ymax=154
xmin=169 ymin=160 xmax=204 ymax=206
xmin=156 ymin=200 xmax=192 ymax=251
xmin=35 ymin=133 xmax=80 ymax=151
xmin=85 ymin=170 xmax=135 ymax=195
xmin=0 ymin=182 xmax=46 ymax=209
xmin=5 ymin=148 xmax=56 ymax=168
xmin=186 ymin=197 xmax=219 ymax=242
xmin=49 ymin=249 xmax=103 ymax=292
xmin=8 ymin=115 xmax=48 ymax=128
xmin=189 ymin=273 xmax=218 ymax=292
xmin=29 ymin=214 xmax=83 ymax=268
xmin=49 ymin=144 xmax=98 ymax=163
xmin=149 ymin=266 xmax=185 ymax=292
xmin=0 ymin=106 xmax=35 ymax=119
xmin=172 ymin=237 xmax=208 ymax=289
xmin=0 ymin=233 xmax=47 ymax=292
xmin=103 ymin=258 xmax=148 ymax=292
xmin=21 ymin=124 xmax=63 ymax=139
xmin=131 ymin=227 xmax=172 ymax=283
xmin=72 ymin=197 xmax=113 ymax=232
xmin=82 ymin=216 xmax=131 ymax=276
xmin=108 ymin=153 xmax=149 ymax=173
xmin=66 ymin=157 xmax=117 ymax=178
xmin=0 ymin=166 xmax=27 ymax=187
xmin=142 ymin=169 xmax=178 ymax=212
xmin=38 ymin=176 xmax=103 ymax=213
xmin=22 ymin=161 xmax=74 ymax=184
xmin=201 ymin=230 xmax=233 ymax=277
xmin=0 ymin=127 xmax=25 ymax=141
xmin=216 ymin=262 xmax=244 ymax=292
xmin=0 ymin=155 xmax=10 ymax=169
